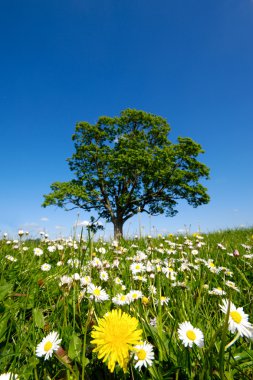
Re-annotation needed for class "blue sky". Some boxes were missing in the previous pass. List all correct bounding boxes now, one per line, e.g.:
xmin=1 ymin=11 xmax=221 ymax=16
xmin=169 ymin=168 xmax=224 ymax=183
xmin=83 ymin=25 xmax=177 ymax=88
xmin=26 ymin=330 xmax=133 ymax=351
xmin=0 ymin=0 xmax=253 ymax=239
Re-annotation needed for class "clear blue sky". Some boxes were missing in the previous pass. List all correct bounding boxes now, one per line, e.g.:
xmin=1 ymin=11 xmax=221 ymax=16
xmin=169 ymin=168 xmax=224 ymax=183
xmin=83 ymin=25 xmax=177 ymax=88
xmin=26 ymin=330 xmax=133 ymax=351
xmin=1 ymin=0 xmax=253 ymax=239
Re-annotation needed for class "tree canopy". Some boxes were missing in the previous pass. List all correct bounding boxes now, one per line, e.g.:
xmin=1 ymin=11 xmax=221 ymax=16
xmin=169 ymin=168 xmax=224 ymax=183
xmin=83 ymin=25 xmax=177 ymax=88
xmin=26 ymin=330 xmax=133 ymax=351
xmin=42 ymin=109 xmax=210 ymax=238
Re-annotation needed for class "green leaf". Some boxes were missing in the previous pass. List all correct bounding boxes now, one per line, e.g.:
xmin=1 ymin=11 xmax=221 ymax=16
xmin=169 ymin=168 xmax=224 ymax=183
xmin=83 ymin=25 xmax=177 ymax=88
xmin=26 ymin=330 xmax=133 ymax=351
xmin=68 ymin=334 xmax=82 ymax=360
xmin=32 ymin=308 xmax=45 ymax=329
xmin=0 ymin=282 xmax=13 ymax=301
xmin=0 ymin=313 xmax=10 ymax=343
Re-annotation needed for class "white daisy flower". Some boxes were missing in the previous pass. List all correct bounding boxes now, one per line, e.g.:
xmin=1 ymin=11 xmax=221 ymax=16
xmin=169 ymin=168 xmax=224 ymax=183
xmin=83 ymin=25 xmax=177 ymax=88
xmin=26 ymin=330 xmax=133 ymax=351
xmin=225 ymin=281 xmax=240 ymax=292
xmin=87 ymin=283 xmax=109 ymax=302
xmin=220 ymin=299 xmax=253 ymax=338
xmin=134 ymin=341 xmax=154 ymax=370
xmin=208 ymin=287 xmax=226 ymax=296
xmin=178 ymin=321 xmax=204 ymax=348
xmin=155 ymin=296 xmax=170 ymax=306
xmin=80 ymin=275 xmax=91 ymax=286
xmin=34 ymin=247 xmax=43 ymax=256
xmin=127 ymin=290 xmax=143 ymax=302
xmin=5 ymin=255 xmax=17 ymax=262
xmin=99 ymin=270 xmax=109 ymax=281
xmin=41 ymin=263 xmax=51 ymax=271
xmin=114 ymin=276 xmax=122 ymax=285
xmin=130 ymin=262 xmax=145 ymax=274
xmin=112 ymin=293 xmax=130 ymax=305
xmin=0 ymin=374 xmax=19 ymax=380
xmin=59 ymin=275 xmax=73 ymax=287
xmin=97 ymin=247 xmax=106 ymax=254
xmin=36 ymin=331 xmax=62 ymax=360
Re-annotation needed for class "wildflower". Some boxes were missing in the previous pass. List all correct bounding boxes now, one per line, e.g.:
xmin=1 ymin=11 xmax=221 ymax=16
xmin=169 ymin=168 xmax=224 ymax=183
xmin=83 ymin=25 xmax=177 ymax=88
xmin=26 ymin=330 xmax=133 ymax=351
xmin=91 ymin=309 xmax=143 ymax=372
xmin=130 ymin=262 xmax=145 ymax=274
xmin=208 ymin=287 xmax=226 ymax=296
xmin=41 ymin=263 xmax=51 ymax=271
xmin=134 ymin=341 xmax=154 ymax=370
xmin=148 ymin=285 xmax=157 ymax=295
xmin=91 ymin=257 xmax=103 ymax=268
xmin=18 ymin=229 xmax=24 ymax=237
xmin=34 ymin=247 xmax=43 ymax=256
xmin=178 ymin=321 xmax=204 ymax=348
xmin=127 ymin=290 xmax=143 ymax=302
xmin=97 ymin=247 xmax=106 ymax=254
xmin=36 ymin=331 xmax=62 ymax=360
xmin=112 ymin=293 xmax=130 ymax=305
xmin=5 ymin=255 xmax=17 ymax=262
xmin=99 ymin=270 xmax=109 ymax=281
xmin=141 ymin=296 xmax=149 ymax=305
xmin=225 ymin=281 xmax=240 ymax=292
xmin=87 ymin=283 xmax=109 ymax=302
xmin=0 ymin=374 xmax=19 ymax=380
xmin=59 ymin=275 xmax=73 ymax=287
xmin=156 ymin=296 xmax=169 ymax=305
xmin=47 ymin=245 xmax=56 ymax=253
xmin=72 ymin=273 xmax=80 ymax=281
xmin=114 ymin=276 xmax=122 ymax=285
xmin=150 ymin=317 xmax=157 ymax=327
xmin=80 ymin=275 xmax=91 ymax=286
xmin=220 ymin=299 xmax=253 ymax=338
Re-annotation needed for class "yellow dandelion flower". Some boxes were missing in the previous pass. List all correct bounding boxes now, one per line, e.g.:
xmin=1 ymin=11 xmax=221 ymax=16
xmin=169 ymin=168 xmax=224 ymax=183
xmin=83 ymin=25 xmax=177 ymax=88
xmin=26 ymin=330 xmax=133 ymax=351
xmin=91 ymin=309 xmax=143 ymax=372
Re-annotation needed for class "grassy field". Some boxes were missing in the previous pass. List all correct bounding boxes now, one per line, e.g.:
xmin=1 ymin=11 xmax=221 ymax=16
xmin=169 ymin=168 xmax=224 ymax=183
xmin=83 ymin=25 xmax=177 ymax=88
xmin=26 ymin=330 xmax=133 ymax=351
xmin=0 ymin=227 xmax=253 ymax=379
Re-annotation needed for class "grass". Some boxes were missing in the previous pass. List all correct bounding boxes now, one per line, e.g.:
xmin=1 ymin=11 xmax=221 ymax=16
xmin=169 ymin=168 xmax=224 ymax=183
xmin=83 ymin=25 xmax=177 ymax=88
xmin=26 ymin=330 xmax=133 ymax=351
xmin=0 ymin=227 xmax=253 ymax=379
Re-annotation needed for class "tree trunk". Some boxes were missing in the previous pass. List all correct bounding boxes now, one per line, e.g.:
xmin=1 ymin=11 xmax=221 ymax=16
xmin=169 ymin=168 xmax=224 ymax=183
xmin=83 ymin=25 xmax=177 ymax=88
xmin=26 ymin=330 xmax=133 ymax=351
xmin=113 ymin=219 xmax=123 ymax=240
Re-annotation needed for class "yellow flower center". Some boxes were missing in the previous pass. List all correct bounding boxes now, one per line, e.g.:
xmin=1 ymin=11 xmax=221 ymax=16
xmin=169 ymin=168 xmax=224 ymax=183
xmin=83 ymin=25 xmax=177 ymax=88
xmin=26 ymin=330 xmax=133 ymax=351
xmin=93 ymin=288 xmax=101 ymax=296
xmin=186 ymin=330 xmax=196 ymax=341
xmin=120 ymin=295 xmax=126 ymax=301
xmin=209 ymin=262 xmax=215 ymax=267
xmin=44 ymin=341 xmax=53 ymax=352
xmin=132 ymin=293 xmax=138 ymax=299
xmin=137 ymin=349 xmax=147 ymax=360
xmin=230 ymin=311 xmax=242 ymax=324
xmin=135 ymin=265 xmax=140 ymax=270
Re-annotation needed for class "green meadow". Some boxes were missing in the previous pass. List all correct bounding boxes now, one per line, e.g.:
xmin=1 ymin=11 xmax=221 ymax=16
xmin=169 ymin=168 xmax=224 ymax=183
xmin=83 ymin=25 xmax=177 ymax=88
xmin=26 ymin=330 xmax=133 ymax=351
xmin=0 ymin=227 xmax=253 ymax=379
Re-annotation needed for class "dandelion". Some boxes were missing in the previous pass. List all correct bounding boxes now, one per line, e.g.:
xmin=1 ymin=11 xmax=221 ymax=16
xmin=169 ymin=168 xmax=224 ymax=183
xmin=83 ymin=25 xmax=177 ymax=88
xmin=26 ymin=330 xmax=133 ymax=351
xmin=36 ymin=331 xmax=62 ymax=360
xmin=41 ymin=263 xmax=51 ymax=271
xmin=87 ymin=283 xmax=109 ymax=302
xmin=141 ymin=296 xmax=149 ymax=305
xmin=178 ymin=321 xmax=204 ymax=348
xmin=134 ymin=341 xmax=154 ymax=370
xmin=91 ymin=309 xmax=143 ymax=372
xmin=220 ymin=299 xmax=253 ymax=338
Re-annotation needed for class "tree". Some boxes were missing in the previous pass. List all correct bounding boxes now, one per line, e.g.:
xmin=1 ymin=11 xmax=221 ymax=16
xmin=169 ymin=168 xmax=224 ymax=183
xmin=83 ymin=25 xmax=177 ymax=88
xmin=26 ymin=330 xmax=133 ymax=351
xmin=42 ymin=109 xmax=210 ymax=239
